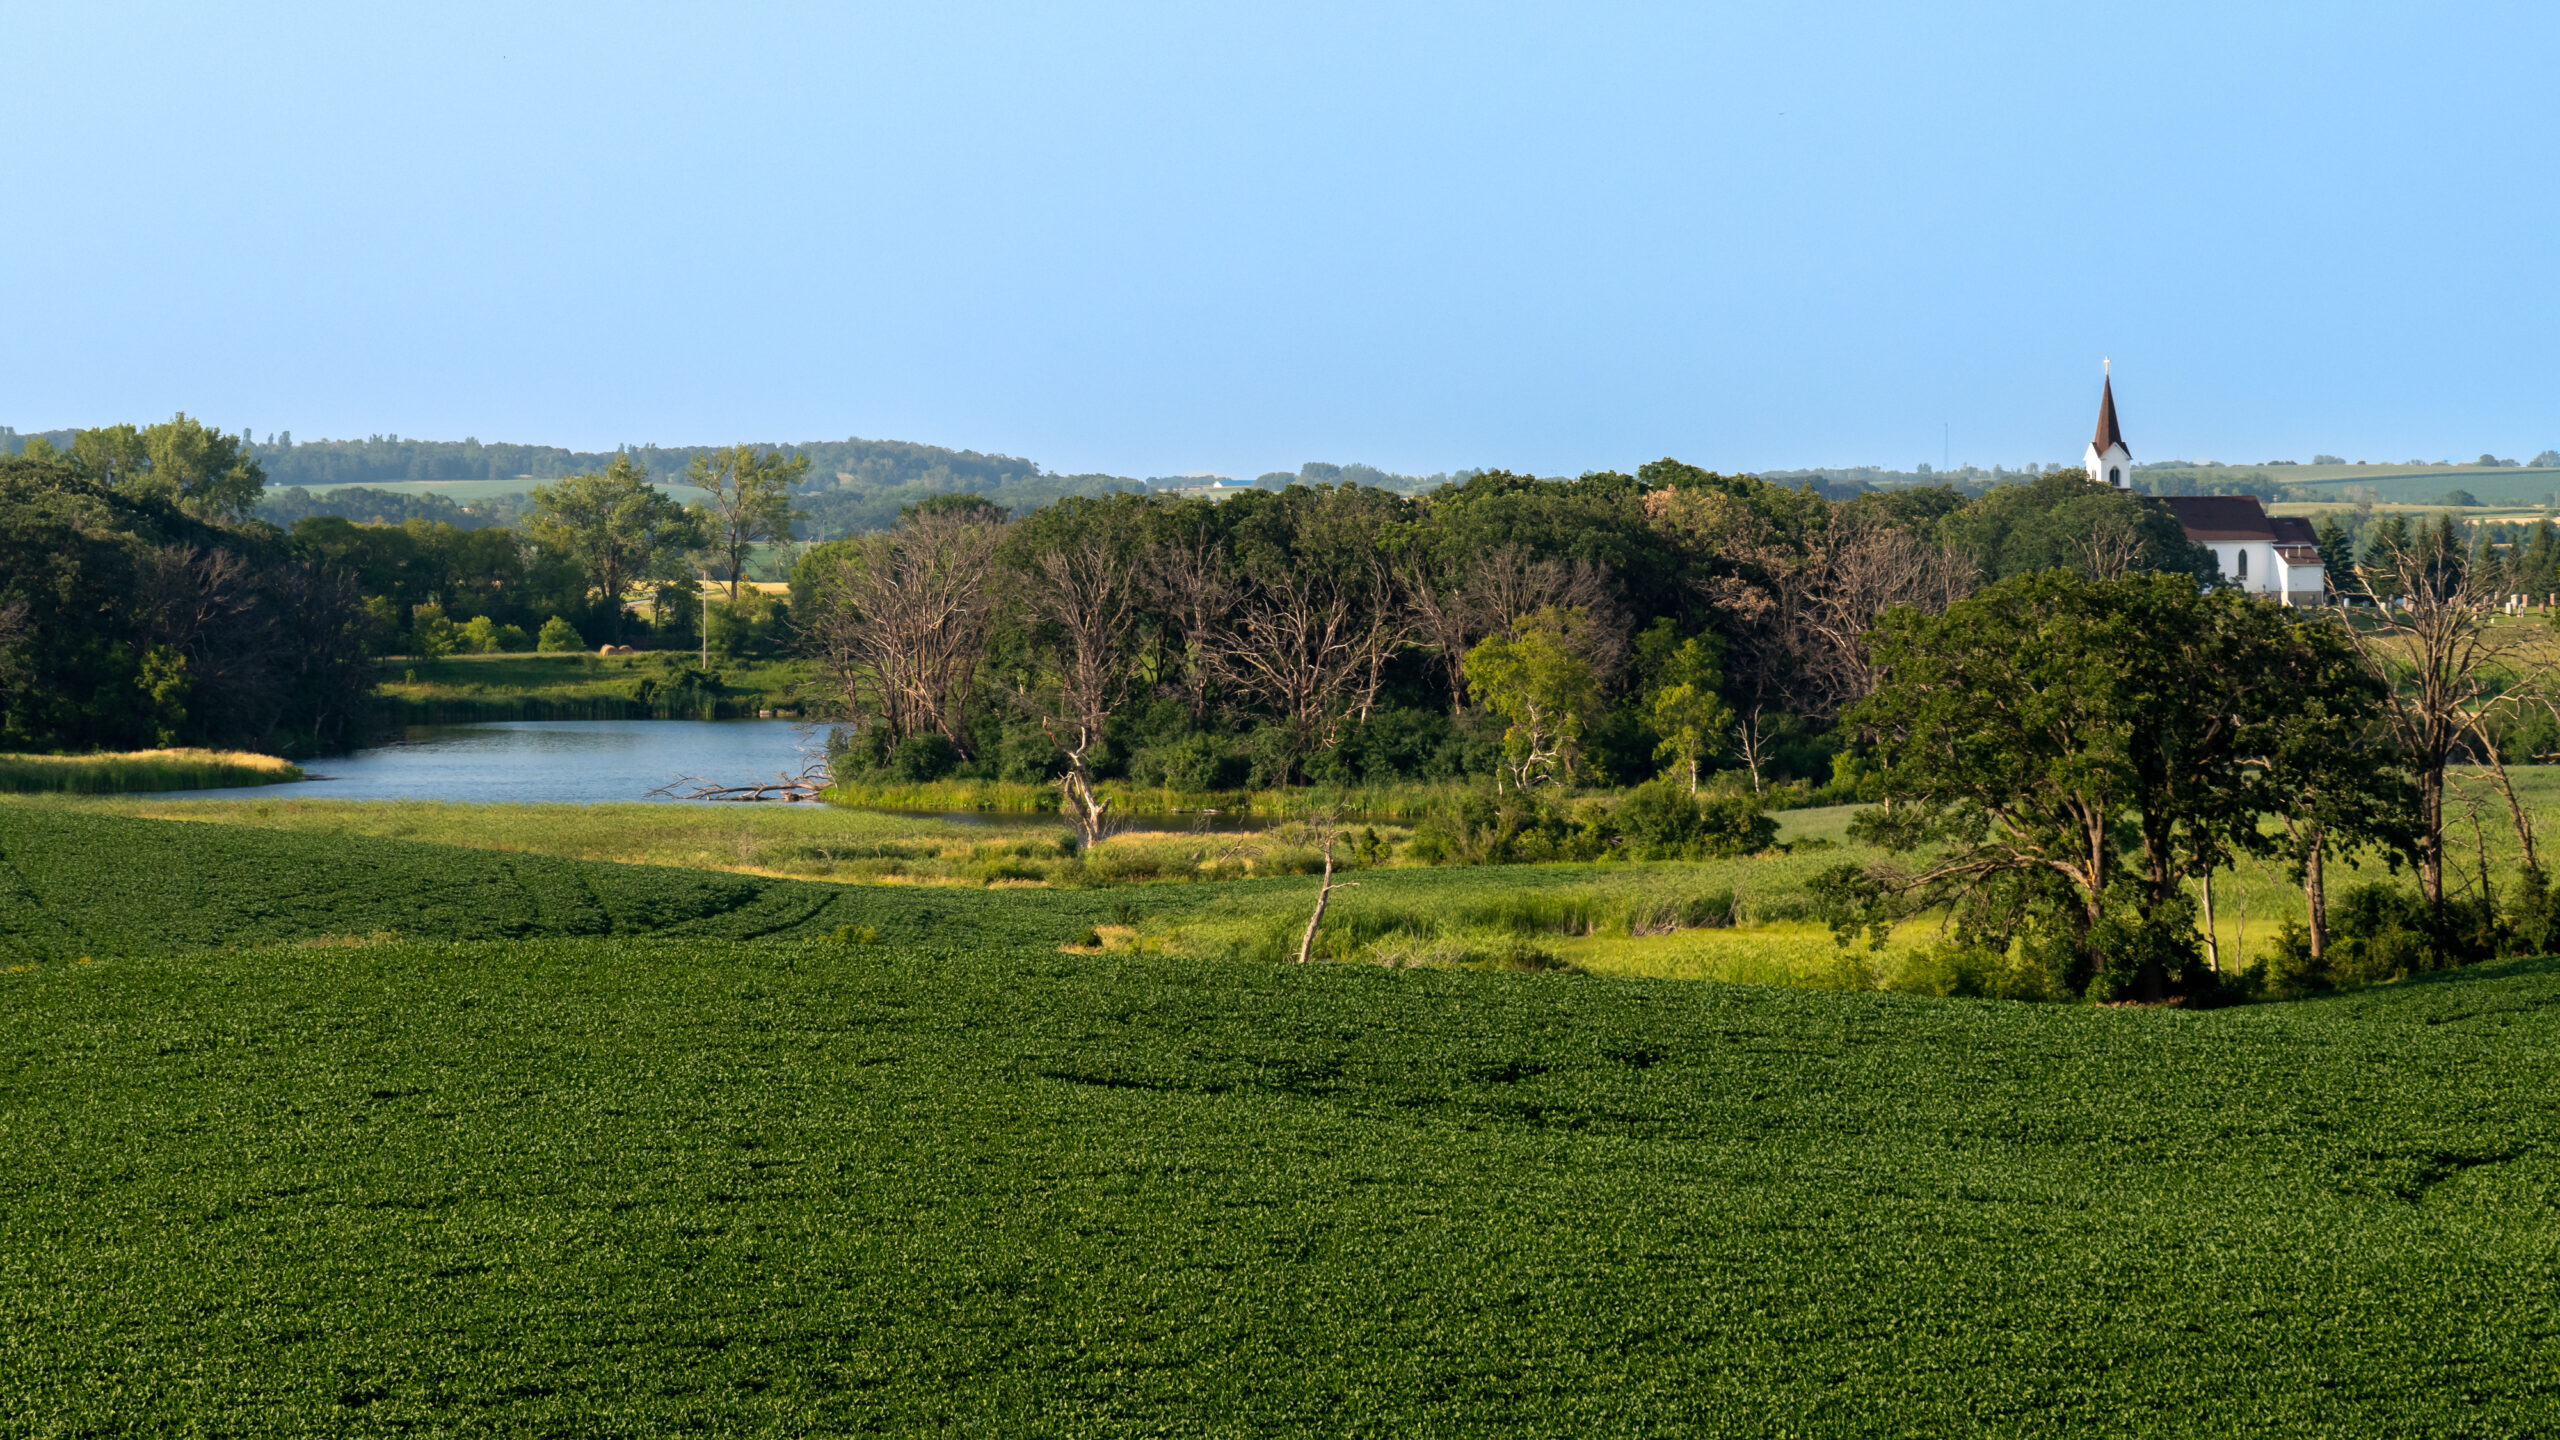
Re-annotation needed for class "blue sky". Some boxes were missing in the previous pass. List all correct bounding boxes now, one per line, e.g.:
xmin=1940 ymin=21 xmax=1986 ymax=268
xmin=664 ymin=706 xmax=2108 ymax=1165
xmin=7 ymin=2 xmax=2556 ymax=478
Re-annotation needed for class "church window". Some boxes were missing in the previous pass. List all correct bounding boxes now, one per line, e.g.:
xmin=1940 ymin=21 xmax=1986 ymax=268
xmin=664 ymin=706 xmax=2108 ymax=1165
xmin=2237 ymin=550 xmax=2248 ymax=580
xmin=2108 ymin=467 xmax=2121 ymax=485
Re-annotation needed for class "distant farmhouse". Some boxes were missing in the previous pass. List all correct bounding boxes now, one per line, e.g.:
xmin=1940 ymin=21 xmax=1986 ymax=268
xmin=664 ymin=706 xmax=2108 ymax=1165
xmin=2087 ymin=369 xmax=2326 ymax=606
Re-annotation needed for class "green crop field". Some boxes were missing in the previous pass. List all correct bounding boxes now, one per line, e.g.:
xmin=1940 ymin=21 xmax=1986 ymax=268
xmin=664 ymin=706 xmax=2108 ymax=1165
xmin=2272 ymin=464 xmax=2560 ymax=508
xmin=1 ymin=806 xmax=2557 ymax=1434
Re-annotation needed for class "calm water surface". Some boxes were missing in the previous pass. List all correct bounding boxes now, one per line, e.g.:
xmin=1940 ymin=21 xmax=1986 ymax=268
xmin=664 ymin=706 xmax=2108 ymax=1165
xmin=150 ymin=720 xmax=829 ymax=805
xmin=140 ymin=721 xmax=1277 ymax=828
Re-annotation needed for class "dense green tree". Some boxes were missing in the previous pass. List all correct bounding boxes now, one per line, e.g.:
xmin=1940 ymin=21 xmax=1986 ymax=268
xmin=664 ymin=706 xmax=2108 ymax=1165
xmin=525 ymin=457 xmax=703 ymax=642
xmin=1465 ymin=608 xmax=1603 ymax=790
xmin=69 ymin=424 xmax=148 ymax=488
xmin=138 ymin=415 xmax=266 ymax=521
xmin=2241 ymin=624 xmax=2418 ymax=964
xmin=2511 ymin=519 xmax=2560 ymax=599
xmin=0 ymin=451 xmax=367 ymax=752
xmin=1824 ymin=571 xmax=2362 ymax=999
xmin=67 ymin=415 xmax=265 ymax=521
xmin=1938 ymin=469 xmax=2215 ymax=584
xmin=2359 ymin=513 xmax=2412 ymax=596
xmin=687 ymin=445 xmax=810 ymax=599
xmin=1647 ymin=635 xmax=1729 ymax=792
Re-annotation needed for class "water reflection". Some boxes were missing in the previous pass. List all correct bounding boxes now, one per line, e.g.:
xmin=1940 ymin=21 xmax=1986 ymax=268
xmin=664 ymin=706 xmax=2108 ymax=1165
xmin=141 ymin=720 xmax=825 ymax=805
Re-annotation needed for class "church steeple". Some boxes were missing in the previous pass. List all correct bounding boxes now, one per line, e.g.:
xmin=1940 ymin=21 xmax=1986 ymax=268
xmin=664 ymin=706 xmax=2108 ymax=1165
xmin=2084 ymin=360 xmax=2132 ymax=488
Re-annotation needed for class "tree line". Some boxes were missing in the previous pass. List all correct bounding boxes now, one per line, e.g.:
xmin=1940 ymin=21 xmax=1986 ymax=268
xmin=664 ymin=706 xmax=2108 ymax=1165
xmin=787 ymin=464 xmax=2218 ymax=820
xmin=793 ymin=463 xmax=2560 ymax=1004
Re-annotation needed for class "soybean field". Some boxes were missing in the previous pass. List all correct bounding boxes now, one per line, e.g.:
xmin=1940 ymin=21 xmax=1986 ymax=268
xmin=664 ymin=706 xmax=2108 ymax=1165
xmin=0 ymin=808 xmax=2556 ymax=1434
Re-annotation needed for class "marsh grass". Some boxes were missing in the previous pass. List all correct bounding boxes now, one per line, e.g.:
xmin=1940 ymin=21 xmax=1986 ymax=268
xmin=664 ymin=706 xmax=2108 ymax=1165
xmin=0 ymin=749 xmax=304 ymax=794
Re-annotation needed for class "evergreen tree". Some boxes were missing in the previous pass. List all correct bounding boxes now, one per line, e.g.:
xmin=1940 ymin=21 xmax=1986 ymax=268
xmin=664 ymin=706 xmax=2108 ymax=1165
xmin=2314 ymin=514 xmax=2354 ymax=587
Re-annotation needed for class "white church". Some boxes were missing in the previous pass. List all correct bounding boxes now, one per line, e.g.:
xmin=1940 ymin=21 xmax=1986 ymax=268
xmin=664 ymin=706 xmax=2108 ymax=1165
xmin=2084 ymin=369 xmax=2327 ymax=606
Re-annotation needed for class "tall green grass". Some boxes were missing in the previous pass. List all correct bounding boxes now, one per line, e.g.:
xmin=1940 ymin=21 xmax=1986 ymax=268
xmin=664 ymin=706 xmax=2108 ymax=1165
xmin=0 ymin=749 xmax=304 ymax=794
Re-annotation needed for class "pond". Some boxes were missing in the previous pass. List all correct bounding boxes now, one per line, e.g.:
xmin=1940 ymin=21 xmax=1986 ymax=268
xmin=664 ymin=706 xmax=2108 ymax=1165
xmin=148 ymin=720 xmax=832 ymax=806
xmin=134 ymin=721 xmax=1281 ymax=829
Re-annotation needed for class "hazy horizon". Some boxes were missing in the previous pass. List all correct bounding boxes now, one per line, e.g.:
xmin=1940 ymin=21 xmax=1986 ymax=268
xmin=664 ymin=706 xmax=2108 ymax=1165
xmin=10 ymin=2 xmax=2557 ymax=478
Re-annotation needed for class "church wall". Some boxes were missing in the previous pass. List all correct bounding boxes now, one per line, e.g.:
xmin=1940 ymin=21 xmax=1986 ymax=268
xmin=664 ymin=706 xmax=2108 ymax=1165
xmin=2203 ymin=542 xmax=2287 ymax=595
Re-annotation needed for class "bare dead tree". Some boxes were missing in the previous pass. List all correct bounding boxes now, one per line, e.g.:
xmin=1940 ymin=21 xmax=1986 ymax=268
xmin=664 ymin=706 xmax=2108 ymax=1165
xmin=801 ymin=510 xmax=1005 ymax=753
xmin=1294 ymin=814 xmax=1362 ymax=964
xmin=1399 ymin=558 xmax=1476 ymax=715
xmin=1207 ymin=556 xmax=1409 ymax=778
xmin=1399 ymin=546 xmax=1629 ymax=715
xmin=263 ymin=562 xmax=374 ymax=750
xmin=651 ymin=755 xmax=833 ymax=803
xmin=1464 ymin=548 xmax=1628 ymax=688
xmin=1145 ymin=531 xmax=1237 ymax=727
xmin=1017 ymin=536 xmax=1144 ymax=848
xmin=2337 ymin=523 xmax=2545 ymax=909
xmin=1797 ymin=515 xmax=1978 ymax=716
xmin=1689 ymin=511 xmax=1976 ymax=779
xmin=2071 ymin=512 xmax=2146 ymax=581
xmin=133 ymin=544 xmax=277 ymax=741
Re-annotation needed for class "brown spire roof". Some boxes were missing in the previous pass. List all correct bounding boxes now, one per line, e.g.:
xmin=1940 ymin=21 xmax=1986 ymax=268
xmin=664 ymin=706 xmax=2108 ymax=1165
xmin=2092 ymin=374 xmax=2126 ymax=454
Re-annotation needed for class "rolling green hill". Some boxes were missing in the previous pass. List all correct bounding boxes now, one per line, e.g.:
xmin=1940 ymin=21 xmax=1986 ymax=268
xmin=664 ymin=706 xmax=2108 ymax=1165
xmin=1 ymin=807 xmax=2555 ymax=1434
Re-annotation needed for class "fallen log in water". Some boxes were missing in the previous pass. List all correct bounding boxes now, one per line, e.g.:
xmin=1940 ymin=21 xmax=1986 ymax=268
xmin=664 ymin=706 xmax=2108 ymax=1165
xmin=649 ymin=765 xmax=831 ymax=803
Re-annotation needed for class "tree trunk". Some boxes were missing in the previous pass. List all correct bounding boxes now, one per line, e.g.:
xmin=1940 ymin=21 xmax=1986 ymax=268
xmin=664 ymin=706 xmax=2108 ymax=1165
xmin=1296 ymin=839 xmax=1357 ymax=964
xmin=1057 ymin=735 xmax=1111 ymax=850
xmin=2304 ymin=829 xmax=2329 ymax=960
xmin=1735 ymin=709 xmax=1767 ymax=796
xmin=2416 ymin=766 xmax=2445 ymax=911
xmin=2199 ymin=869 xmax=2220 ymax=974
xmin=2485 ymin=757 xmax=2540 ymax=873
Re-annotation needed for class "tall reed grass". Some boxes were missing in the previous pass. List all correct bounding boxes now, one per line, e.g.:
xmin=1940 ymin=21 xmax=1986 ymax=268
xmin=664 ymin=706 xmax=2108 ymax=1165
xmin=0 ymin=750 xmax=304 ymax=794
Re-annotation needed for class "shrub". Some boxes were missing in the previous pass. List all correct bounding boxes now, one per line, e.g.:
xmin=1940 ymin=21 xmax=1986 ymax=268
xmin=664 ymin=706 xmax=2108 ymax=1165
xmin=2507 ymin=865 xmax=2560 ymax=955
xmin=409 ymin=606 xmax=458 ymax=658
xmin=2259 ymin=918 xmax=2325 ymax=999
xmin=1627 ymin=891 xmax=1734 ymax=935
xmin=2084 ymin=886 xmax=2207 ymax=1002
xmin=1887 ymin=940 xmax=2066 ymax=1002
xmin=886 ymin=734 xmax=961 ymax=783
xmin=536 ymin=616 xmax=585 ymax=653
xmin=456 ymin=615 xmax=533 ymax=654
xmin=1611 ymin=781 xmax=1777 ymax=861
xmin=995 ymin=729 xmax=1063 ymax=785
xmin=2326 ymin=882 xmax=2434 ymax=987
xmin=1129 ymin=734 xmax=1245 ymax=792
